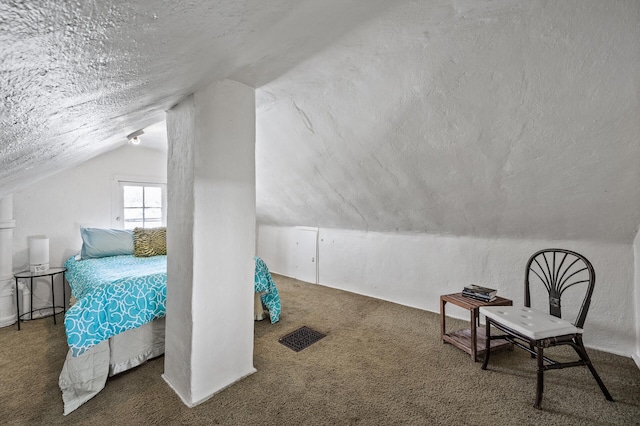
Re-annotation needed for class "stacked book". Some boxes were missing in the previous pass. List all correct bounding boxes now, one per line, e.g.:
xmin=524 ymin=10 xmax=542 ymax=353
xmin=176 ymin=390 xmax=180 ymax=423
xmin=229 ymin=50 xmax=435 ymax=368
xmin=462 ymin=284 xmax=497 ymax=302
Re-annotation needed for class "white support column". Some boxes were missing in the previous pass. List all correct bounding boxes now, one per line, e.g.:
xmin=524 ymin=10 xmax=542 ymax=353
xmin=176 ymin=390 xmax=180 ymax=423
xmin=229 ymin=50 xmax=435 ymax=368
xmin=0 ymin=195 xmax=17 ymax=327
xmin=163 ymin=79 xmax=256 ymax=406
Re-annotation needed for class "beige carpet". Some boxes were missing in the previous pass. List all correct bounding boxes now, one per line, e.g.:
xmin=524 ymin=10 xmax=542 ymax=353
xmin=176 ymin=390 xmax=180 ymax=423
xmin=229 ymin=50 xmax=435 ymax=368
xmin=1 ymin=274 xmax=639 ymax=425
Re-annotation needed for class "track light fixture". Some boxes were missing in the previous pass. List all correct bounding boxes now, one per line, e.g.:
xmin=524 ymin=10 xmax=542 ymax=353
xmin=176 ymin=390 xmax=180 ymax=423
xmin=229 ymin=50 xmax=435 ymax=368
xmin=126 ymin=129 xmax=144 ymax=145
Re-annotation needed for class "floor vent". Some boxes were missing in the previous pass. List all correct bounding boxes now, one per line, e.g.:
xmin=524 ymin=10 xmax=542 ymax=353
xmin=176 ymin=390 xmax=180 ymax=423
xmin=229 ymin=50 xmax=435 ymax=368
xmin=279 ymin=326 xmax=326 ymax=352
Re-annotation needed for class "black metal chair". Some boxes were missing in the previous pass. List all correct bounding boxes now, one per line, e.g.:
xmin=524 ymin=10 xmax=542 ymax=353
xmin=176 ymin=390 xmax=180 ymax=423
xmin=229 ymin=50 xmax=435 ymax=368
xmin=479 ymin=248 xmax=613 ymax=409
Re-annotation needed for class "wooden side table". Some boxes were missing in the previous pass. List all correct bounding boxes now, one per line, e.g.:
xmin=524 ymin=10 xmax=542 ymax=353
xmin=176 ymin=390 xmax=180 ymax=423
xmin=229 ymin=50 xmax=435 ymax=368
xmin=440 ymin=292 xmax=512 ymax=362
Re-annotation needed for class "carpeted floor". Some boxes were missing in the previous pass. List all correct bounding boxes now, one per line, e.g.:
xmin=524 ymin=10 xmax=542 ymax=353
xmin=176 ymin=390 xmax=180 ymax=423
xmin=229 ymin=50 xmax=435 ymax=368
xmin=1 ymin=274 xmax=639 ymax=425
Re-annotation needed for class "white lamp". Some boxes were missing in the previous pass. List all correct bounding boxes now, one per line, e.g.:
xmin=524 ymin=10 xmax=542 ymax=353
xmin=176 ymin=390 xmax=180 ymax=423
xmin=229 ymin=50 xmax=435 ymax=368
xmin=29 ymin=237 xmax=49 ymax=273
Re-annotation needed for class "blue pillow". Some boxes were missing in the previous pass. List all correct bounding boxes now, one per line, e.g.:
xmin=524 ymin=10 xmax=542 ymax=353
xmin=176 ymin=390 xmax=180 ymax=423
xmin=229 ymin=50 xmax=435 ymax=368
xmin=80 ymin=228 xmax=134 ymax=259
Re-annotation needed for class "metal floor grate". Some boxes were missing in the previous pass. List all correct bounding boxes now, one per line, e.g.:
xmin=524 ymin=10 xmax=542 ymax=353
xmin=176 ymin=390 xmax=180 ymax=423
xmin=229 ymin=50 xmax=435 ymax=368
xmin=279 ymin=326 xmax=326 ymax=352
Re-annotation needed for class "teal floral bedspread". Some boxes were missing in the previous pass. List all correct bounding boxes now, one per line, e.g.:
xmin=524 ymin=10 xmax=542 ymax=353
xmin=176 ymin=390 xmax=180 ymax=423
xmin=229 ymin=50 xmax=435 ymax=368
xmin=64 ymin=255 xmax=167 ymax=357
xmin=254 ymin=256 xmax=281 ymax=324
xmin=65 ymin=255 xmax=281 ymax=357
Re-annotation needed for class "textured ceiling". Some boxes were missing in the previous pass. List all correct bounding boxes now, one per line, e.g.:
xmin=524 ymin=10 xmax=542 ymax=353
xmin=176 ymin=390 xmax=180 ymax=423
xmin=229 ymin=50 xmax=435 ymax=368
xmin=2 ymin=1 xmax=640 ymax=243
xmin=255 ymin=0 xmax=640 ymax=243
xmin=0 ymin=0 xmax=395 ymax=195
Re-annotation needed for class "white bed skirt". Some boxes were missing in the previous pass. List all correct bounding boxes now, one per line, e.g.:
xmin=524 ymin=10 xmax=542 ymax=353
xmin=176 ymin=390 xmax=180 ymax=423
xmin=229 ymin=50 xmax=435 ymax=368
xmin=59 ymin=317 xmax=166 ymax=415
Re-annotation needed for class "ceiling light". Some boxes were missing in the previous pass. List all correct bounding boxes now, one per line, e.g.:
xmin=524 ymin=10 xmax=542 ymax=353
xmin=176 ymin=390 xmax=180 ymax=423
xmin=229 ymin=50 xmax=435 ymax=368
xmin=127 ymin=129 xmax=144 ymax=145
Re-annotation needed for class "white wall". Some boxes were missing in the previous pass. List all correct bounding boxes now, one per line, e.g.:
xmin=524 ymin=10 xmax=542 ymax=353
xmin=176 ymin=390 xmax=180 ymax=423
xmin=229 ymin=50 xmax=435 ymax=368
xmin=634 ymin=230 xmax=640 ymax=367
xmin=256 ymin=225 xmax=318 ymax=283
xmin=12 ymin=145 xmax=167 ymax=309
xmin=256 ymin=1 xmax=640 ymax=245
xmin=0 ymin=195 xmax=16 ymax=326
xmin=164 ymin=97 xmax=196 ymax=402
xmin=257 ymin=224 xmax=637 ymax=358
xmin=164 ymin=79 xmax=256 ymax=407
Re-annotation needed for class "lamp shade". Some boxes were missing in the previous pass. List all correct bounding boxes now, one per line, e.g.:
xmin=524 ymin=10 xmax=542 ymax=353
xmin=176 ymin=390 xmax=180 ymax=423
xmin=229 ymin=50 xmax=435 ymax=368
xmin=29 ymin=237 xmax=49 ymax=272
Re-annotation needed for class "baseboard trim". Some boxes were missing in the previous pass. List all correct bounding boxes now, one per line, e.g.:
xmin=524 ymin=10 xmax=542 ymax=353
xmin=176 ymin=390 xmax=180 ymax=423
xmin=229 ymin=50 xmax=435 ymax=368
xmin=632 ymin=353 xmax=640 ymax=370
xmin=162 ymin=367 xmax=258 ymax=408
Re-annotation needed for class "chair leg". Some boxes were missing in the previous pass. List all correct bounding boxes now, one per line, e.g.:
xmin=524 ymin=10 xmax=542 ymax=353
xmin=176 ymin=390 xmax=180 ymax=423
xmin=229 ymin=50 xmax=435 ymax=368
xmin=534 ymin=346 xmax=544 ymax=409
xmin=481 ymin=318 xmax=492 ymax=370
xmin=572 ymin=336 xmax=614 ymax=402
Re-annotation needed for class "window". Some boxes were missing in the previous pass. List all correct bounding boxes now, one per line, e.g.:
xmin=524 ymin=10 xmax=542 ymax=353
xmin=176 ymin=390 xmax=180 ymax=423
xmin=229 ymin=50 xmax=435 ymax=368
xmin=118 ymin=181 xmax=166 ymax=229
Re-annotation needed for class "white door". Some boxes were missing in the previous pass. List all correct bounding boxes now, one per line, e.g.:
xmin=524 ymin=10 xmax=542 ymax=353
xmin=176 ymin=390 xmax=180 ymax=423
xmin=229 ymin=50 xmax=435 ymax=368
xmin=293 ymin=228 xmax=318 ymax=284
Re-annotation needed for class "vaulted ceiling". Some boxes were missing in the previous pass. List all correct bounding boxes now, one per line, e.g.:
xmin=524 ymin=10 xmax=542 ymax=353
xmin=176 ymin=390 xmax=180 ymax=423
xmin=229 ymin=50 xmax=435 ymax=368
xmin=0 ymin=0 xmax=396 ymax=193
xmin=2 ymin=1 xmax=640 ymax=243
xmin=255 ymin=0 xmax=640 ymax=243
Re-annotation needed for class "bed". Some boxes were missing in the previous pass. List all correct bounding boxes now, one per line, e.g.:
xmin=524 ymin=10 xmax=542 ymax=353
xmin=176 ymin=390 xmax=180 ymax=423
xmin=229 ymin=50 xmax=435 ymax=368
xmin=58 ymin=228 xmax=281 ymax=415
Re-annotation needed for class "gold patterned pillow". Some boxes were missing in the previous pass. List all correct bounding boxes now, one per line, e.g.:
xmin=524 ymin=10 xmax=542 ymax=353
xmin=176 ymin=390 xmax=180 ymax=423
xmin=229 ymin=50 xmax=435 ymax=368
xmin=133 ymin=227 xmax=167 ymax=257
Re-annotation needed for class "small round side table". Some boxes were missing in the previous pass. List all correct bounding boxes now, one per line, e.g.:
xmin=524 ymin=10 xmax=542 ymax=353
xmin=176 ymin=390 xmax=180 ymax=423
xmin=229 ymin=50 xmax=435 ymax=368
xmin=14 ymin=267 xmax=66 ymax=330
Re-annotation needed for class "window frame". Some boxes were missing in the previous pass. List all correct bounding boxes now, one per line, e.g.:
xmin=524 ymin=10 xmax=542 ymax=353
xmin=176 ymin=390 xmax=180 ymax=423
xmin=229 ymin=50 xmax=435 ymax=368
xmin=111 ymin=175 xmax=167 ymax=229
